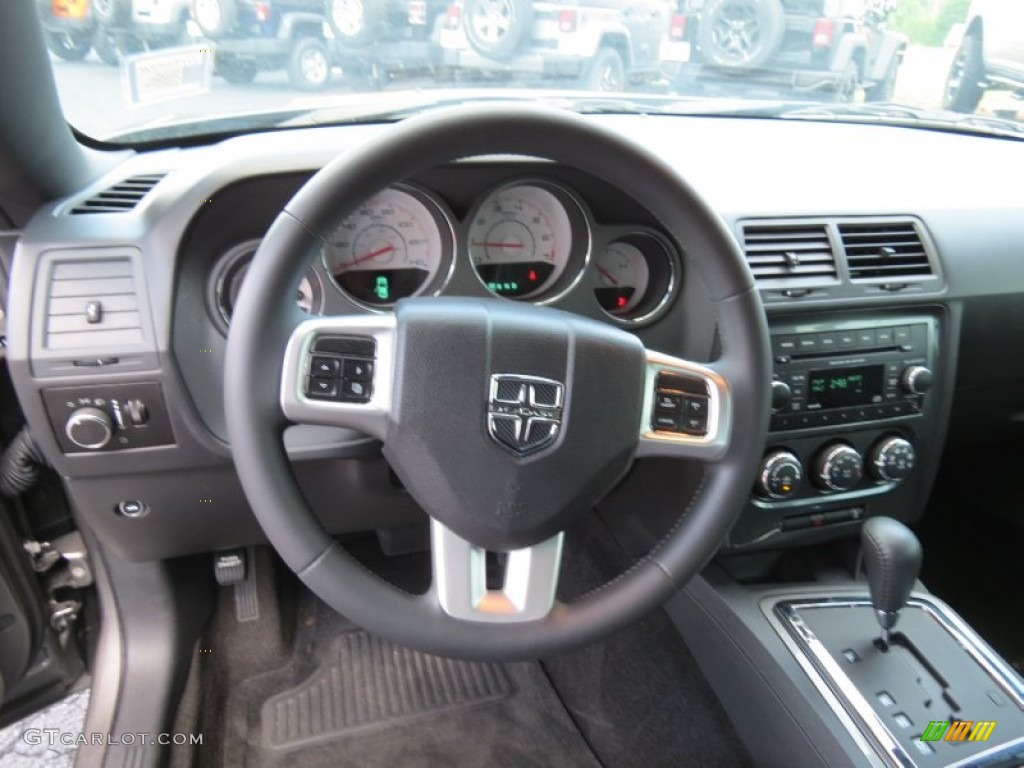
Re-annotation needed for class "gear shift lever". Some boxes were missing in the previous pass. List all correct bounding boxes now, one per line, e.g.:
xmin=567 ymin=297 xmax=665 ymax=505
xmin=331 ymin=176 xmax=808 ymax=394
xmin=860 ymin=516 xmax=922 ymax=645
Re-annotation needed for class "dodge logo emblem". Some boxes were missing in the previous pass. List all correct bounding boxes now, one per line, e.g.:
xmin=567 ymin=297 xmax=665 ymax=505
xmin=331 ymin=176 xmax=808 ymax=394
xmin=487 ymin=374 xmax=564 ymax=455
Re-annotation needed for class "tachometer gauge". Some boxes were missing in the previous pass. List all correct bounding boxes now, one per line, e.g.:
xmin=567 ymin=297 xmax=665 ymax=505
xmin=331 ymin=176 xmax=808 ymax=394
xmin=593 ymin=233 xmax=680 ymax=325
xmin=468 ymin=183 xmax=578 ymax=300
xmin=594 ymin=241 xmax=650 ymax=315
xmin=324 ymin=186 xmax=451 ymax=306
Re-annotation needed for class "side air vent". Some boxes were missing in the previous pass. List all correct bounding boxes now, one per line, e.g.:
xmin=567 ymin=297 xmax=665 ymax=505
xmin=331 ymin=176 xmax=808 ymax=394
xmin=69 ymin=173 xmax=166 ymax=214
xmin=839 ymin=221 xmax=933 ymax=281
xmin=45 ymin=258 xmax=144 ymax=350
xmin=741 ymin=223 xmax=838 ymax=286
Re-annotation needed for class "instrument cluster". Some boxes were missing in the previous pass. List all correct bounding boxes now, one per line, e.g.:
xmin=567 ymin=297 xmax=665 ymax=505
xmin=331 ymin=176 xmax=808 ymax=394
xmin=212 ymin=177 xmax=682 ymax=328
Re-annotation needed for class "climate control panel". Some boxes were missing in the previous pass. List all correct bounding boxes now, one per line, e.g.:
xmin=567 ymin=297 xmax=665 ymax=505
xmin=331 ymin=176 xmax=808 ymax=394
xmin=755 ymin=434 xmax=917 ymax=501
xmin=42 ymin=382 xmax=175 ymax=454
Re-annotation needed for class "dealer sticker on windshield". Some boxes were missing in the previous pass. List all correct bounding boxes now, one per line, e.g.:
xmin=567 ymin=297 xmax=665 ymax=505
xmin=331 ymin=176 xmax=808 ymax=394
xmin=123 ymin=45 xmax=214 ymax=107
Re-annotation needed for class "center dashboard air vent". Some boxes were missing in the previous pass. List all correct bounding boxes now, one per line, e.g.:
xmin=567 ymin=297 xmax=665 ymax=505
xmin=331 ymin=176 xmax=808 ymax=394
xmin=69 ymin=173 xmax=167 ymax=215
xmin=741 ymin=223 xmax=838 ymax=288
xmin=839 ymin=221 xmax=934 ymax=281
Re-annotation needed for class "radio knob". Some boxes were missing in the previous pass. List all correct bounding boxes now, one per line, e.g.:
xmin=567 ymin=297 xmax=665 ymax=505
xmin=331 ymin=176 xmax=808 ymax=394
xmin=756 ymin=450 xmax=803 ymax=499
xmin=813 ymin=443 xmax=863 ymax=492
xmin=901 ymin=365 xmax=933 ymax=394
xmin=65 ymin=406 xmax=113 ymax=450
xmin=771 ymin=380 xmax=793 ymax=411
xmin=869 ymin=436 xmax=916 ymax=482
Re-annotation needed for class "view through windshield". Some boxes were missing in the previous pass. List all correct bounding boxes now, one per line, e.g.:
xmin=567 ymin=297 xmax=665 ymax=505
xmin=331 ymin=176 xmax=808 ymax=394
xmin=37 ymin=0 xmax=1024 ymax=141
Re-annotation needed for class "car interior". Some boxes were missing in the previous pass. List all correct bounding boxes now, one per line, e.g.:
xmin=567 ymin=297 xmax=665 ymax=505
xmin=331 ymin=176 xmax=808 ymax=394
xmin=1 ymin=1 xmax=1023 ymax=766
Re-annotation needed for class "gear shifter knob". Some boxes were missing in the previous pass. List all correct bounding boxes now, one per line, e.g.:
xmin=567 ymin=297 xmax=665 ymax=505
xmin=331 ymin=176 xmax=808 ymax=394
xmin=861 ymin=516 xmax=922 ymax=640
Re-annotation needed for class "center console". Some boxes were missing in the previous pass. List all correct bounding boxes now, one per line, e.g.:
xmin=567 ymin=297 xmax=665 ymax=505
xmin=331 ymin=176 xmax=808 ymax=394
xmin=669 ymin=513 xmax=1024 ymax=768
xmin=726 ymin=310 xmax=948 ymax=552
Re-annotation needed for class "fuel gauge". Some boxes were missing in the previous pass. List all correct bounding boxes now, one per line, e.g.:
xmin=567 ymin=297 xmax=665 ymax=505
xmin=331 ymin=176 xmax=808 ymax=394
xmin=593 ymin=233 xmax=679 ymax=325
xmin=594 ymin=241 xmax=649 ymax=315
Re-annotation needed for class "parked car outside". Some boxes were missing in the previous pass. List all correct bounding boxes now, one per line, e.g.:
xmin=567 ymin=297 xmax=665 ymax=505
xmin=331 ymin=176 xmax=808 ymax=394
xmin=322 ymin=0 xmax=447 ymax=85
xmin=943 ymin=0 xmax=1024 ymax=113
xmin=671 ymin=0 xmax=907 ymax=102
xmin=87 ymin=0 xmax=192 ymax=62
xmin=438 ymin=0 xmax=689 ymax=90
xmin=191 ymin=0 xmax=334 ymax=89
xmin=37 ymin=0 xmax=99 ymax=61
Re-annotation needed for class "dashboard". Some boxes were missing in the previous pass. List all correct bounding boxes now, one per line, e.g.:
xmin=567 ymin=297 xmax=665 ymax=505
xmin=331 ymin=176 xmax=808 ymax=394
xmin=208 ymin=176 xmax=682 ymax=327
xmin=6 ymin=113 xmax=1024 ymax=563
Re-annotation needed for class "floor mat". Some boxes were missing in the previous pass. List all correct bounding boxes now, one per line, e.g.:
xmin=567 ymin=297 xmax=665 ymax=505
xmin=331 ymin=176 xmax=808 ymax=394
xmin=261 ymin=631 xmax=512 ymax=749
xmin=224 ymin=621 xmax=603 ymax=768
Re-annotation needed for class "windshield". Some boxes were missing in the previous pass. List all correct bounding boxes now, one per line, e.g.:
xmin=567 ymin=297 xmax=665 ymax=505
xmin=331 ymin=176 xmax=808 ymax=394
xmin=37 ymin=0 xmax=1023 ymax=142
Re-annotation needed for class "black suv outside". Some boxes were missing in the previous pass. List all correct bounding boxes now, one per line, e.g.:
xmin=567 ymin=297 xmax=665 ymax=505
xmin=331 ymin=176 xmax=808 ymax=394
xmin=322 ymin=0 xmax=447 ymax=85
xmin=193 ymin=0 xmax=333 ymax=89
xmin=673 ymin=0 xmax=906 ymax=102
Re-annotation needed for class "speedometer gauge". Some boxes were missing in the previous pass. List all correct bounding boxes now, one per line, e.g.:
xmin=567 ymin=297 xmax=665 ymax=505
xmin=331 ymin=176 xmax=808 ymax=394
xmin=324 ymin=186 xmax=451 ymax=306
xmin=468 ymin=183 xmax=577 ymax=300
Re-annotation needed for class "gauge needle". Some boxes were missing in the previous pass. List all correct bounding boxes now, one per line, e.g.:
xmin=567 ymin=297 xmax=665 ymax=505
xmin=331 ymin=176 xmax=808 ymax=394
xmin=346 ymin=244 xmax=395 ymax=268
xmin=595 ymin=264 xmax=619 ymax=285
xmin=471 ymin=242 xmax=524 ymax=248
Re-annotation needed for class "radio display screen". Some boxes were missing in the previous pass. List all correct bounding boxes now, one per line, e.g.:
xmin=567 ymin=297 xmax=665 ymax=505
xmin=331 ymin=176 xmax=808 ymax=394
xmin=808 ymin=365 xmax=884 ymax=409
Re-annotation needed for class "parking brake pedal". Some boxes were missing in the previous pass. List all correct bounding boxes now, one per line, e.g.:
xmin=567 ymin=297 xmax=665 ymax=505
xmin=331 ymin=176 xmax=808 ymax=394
xmin=213 ymin=548 xmax=260 ymax=623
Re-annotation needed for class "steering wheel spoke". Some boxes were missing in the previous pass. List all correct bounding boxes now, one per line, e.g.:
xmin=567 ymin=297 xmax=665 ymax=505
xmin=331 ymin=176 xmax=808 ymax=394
xmin=430 ymin=519 xmax=564 ymax=623
xmin=279 ymin=314 xmax=397 ymax=440
xmin=636 ymin=349 xmax=732 ymax=462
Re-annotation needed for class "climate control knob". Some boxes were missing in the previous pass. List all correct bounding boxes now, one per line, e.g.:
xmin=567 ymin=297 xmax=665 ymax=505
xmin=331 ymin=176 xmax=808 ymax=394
xmin=813 ymin=443 xmax=863 ymax=492
xmin=869 ymin=436 xmax=916 ymax=482
xmin=756 ymin=450 xmax=803 ymax=499
xmin=901 ymin=365 xmax=933 ymax=394
xmin=65 ymin=406 xmax=113 ymax=450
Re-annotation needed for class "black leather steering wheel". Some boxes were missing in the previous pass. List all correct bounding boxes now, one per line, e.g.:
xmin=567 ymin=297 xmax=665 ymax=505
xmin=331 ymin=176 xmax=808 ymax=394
xmin=224 ymin=105 xmax=771 ymax=661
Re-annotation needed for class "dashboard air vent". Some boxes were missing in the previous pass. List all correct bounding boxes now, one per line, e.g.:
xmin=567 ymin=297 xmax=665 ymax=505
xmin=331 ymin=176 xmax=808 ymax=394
xmin=741 ymin=223 xmax=838 ymax=286
xmin=45 ymin=258 xmax=143 ymax=350
xmin=69 ymin=173 xmax=167 ymax=214
xmin=839 ymin=221 xmax=932 ymax=281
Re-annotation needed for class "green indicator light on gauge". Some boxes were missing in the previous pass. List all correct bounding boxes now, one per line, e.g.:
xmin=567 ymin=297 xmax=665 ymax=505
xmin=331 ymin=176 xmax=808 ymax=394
xmin=374 ymin=275 xmax=390 ymax=301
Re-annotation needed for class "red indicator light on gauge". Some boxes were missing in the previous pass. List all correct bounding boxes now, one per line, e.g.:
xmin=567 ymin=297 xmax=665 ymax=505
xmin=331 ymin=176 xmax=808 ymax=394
xmin=616 ymin=295 xmax=627 ymax=308
xmin=528 ymin=269 xmax=537 ymax=282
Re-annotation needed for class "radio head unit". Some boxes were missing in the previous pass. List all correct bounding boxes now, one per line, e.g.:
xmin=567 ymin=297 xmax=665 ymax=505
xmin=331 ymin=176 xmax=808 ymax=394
xmin=769 ymin=318 xmax=935 ymax=433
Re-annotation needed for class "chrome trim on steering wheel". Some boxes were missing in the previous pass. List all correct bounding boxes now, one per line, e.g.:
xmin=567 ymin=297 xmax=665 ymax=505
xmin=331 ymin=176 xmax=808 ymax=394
xmin=280 ymin=315 xmax=397 ymax=440
xmin=431 ymin=520 xmax=564 ymax=623
xmin=635 ymin=350 xmax=732 ymax=461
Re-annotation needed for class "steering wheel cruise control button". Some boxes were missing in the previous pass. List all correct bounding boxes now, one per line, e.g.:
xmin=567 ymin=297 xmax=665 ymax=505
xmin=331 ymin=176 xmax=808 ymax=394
xmin=653 ymin=412 xmax=680 ymax=431
xmin=655 ymin=392 xmax=683 ymax=413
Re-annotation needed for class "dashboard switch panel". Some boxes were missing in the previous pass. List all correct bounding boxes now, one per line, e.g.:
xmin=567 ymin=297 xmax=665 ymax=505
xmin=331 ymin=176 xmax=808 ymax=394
xmin=43 ymin=382 xmax=174 ymax=454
